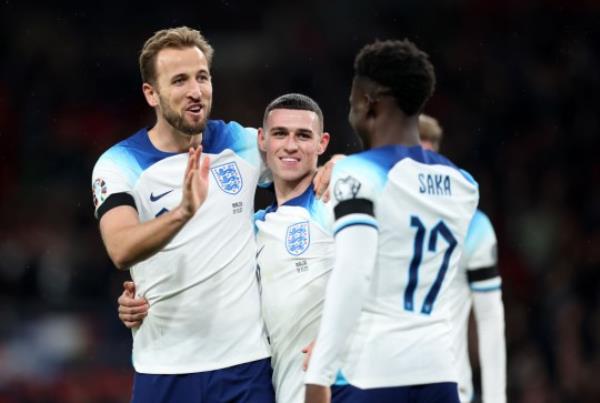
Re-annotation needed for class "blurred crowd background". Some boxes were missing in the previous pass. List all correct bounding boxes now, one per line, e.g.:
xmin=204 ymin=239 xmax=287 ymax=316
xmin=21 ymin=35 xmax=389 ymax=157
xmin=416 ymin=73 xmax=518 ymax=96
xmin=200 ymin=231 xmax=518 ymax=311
xmin=0 ymin=0 xmax=598 ymax=402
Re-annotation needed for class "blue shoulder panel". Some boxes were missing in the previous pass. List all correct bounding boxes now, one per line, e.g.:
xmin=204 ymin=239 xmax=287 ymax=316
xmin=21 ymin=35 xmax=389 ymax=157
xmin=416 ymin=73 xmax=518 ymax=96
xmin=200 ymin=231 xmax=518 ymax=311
xmin=359 ymin=144 xmax=456 ymax=171
xmin=255 ymin=185 xmax=332 ymax=233
xmin=335 ymin=153 xmax=389 ymax=191
xmin=100 ymin=128 xmax=176 ymax=184
xmin=202 ymin=120 xmax=260 ymax=167
xmin=357 ymin=144 xmax=477 ymax=186
xmin=464 ymin=209 xmax=494 ymax=255
xmin=283 ymin=186 xmax=332 ymax=233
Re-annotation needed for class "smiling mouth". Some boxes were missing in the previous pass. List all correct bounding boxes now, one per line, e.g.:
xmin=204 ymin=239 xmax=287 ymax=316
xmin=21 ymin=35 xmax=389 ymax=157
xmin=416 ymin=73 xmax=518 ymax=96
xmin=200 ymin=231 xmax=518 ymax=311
xmin=186 ymin=105 xmax=203 ymax=114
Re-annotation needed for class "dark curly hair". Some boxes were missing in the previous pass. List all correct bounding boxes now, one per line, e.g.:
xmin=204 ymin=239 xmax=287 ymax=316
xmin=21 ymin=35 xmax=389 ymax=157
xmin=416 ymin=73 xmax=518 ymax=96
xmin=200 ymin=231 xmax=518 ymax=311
xmin=354 ymin=39 xmax=435 ymax=116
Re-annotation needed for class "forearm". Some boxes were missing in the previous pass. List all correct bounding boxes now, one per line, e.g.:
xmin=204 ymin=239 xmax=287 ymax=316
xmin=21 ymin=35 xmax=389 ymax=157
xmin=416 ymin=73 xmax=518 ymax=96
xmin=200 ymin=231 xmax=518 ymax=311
xmin=101 ymin=205 xmax=191 ymax=269
xmin=472 ymin=290 xmax=506 ymax=403
xmin=305 ymin=225 xmax=378 ymax=386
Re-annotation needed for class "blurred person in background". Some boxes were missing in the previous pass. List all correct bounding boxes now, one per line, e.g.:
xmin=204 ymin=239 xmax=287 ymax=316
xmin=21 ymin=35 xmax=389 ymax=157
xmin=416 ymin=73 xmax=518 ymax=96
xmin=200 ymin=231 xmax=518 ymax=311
xmin=419 ymin=114 xmax=507 ymax=403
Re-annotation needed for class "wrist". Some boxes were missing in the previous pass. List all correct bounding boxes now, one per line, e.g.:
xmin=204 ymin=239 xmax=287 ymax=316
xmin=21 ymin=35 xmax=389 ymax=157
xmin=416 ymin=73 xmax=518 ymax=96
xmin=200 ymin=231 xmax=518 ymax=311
xmin=173 ymin=205 xmax=193 ymax=223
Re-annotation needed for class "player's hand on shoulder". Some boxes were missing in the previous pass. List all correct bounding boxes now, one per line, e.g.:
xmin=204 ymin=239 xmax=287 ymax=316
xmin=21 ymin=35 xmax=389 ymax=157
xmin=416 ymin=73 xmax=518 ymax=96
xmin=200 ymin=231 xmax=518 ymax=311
xmin=313 ymin=154 xmax=345 ymax=202
xmin=179 ymin=146 xmax=211 ymax=220
xmin=118 ymin=281 xmax=149 ymax=329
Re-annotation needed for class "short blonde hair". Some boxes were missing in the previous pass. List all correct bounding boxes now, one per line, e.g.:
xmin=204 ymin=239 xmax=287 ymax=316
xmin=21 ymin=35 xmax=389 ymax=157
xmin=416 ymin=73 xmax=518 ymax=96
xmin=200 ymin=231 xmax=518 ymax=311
xmin=418 ymin=114 xmax=443 ymax=150
xmin=139 ymin=26 xmax=214 ymax=84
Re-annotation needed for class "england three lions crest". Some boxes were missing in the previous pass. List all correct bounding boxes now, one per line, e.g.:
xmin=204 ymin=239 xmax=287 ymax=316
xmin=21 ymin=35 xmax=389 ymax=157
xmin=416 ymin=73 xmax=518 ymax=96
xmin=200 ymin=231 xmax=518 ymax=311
xmin=286 ymin=221 xmax=310 ymax=256
xmin=211 ymin=162 xmax=243 ymax=195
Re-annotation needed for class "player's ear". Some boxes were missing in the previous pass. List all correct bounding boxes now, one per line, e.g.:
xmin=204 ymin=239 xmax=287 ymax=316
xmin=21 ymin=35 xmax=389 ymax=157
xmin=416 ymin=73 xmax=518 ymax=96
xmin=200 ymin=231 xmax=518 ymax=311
xmin=365 ymin=94 xmax=378 ymax=119
xmin=142 ymin=82 xmax=159 ymax=108
xmin=318 ymin=132 xmax=330 ymax=155
xmin=258 ymin=127 xmax=267 ymax=152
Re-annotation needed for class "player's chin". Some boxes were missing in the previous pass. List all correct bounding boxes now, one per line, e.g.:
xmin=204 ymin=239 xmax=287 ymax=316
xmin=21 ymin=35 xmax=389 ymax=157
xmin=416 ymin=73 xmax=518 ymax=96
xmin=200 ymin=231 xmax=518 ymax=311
xmin=279 ymin=169 xmax=311 ymax=183
xmin=180 ymin=120 xmax=207 ymax=136
xmin=184 ymin=110 xmax=208 ymax=125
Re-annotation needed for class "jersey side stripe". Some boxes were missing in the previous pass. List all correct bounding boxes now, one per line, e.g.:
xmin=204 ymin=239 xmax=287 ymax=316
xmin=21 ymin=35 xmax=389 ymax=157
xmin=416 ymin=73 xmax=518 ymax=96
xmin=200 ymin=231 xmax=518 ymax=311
xmin=333 ymin=213 xmax=378 ymax=235
xmin=469 ymin=276 xmax=502 ymax=292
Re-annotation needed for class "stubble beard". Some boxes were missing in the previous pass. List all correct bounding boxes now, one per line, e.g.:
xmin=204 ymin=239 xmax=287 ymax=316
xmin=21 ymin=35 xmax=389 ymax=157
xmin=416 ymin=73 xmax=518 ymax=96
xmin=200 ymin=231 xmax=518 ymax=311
xmin=160 ymin=95 xmax=210 ymax=136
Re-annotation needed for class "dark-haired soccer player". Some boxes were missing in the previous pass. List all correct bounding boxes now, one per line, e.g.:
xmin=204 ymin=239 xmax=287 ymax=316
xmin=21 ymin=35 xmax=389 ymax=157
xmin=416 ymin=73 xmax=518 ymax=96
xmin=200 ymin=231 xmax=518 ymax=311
xmin=419 ymin=115 xmax=506 ymax=403
xmin=305 ymin=39 xmax=479 ymax=403
xmin=255 ymin=93 xmax=334 ymax=403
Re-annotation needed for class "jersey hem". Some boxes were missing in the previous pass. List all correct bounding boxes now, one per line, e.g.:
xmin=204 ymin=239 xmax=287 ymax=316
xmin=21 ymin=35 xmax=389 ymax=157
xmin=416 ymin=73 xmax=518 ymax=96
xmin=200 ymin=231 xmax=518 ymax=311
xmin=345 ymin=373 xmax=457 ymax=389
xmin=132 ymin=351 xmax=271 ymax=374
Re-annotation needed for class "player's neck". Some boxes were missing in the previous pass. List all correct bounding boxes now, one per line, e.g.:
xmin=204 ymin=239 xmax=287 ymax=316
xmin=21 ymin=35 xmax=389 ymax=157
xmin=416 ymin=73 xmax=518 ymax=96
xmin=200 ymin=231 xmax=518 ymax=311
xmin=273 ymin=171 xmax=315 ymax=206
xmin=148 ymin=119 xmax=202 ymax=153
xmin=369 ymin=114 xmax=420 ymax=148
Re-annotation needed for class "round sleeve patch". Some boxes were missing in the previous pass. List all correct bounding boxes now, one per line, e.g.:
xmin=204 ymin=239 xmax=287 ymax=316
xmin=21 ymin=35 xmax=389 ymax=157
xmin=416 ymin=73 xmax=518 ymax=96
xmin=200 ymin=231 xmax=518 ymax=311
xmin=92 ymin=178 xmax=107 ymax=207
xmin=333 ymin=176 xmax=362 ymax=201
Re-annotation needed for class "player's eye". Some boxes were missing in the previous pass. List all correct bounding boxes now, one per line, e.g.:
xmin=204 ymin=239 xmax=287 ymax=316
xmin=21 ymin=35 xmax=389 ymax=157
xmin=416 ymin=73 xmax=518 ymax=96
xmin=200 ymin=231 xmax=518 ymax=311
xmin=299 ymin=133 xmax=312 ymax=140
xmin=273 ymin=131 xmax=287 ymax=137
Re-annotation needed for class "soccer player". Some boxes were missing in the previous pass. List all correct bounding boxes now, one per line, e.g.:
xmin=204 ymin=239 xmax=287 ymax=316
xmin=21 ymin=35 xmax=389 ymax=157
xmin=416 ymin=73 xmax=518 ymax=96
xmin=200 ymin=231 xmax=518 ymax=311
xmin=419 ymin=115 xmax=506 ymax=403
xmin=304 ymin=39 xmax=479 ymax=403
xmin=91 ymin=26 xmax=275 ymax=402
xmin=255 ymin=93 xmax=334 ymax=403
xmin=119 ymin=93 xmax=336 ymax=403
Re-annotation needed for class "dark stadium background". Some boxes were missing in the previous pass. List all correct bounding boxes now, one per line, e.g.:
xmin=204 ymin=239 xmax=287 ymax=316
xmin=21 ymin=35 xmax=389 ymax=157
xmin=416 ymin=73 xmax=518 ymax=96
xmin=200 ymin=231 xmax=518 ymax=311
xmin=1 ymin=0 xmax=598 ymax=402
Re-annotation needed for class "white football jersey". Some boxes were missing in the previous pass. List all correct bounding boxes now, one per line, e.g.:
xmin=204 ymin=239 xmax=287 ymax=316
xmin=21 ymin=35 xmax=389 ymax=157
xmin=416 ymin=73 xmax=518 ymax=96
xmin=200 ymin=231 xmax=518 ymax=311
xmin=91 ymin=120 xmax=271 ymax=374
xmin=330 ymin=145 xmax=478 ymax=388
xmin=448 ymin=209 xmax=501 ymax=402
xmin=255 ymin=187 xmax=334 ymax=403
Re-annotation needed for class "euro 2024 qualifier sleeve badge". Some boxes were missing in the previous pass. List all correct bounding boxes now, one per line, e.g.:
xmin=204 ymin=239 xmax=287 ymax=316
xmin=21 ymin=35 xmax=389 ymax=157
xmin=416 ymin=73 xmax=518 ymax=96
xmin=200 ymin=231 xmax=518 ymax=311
xmin=333 ymin=176 xmax=361 ymax=201
xmin=92 ymin=178 xmax=107 ymax=208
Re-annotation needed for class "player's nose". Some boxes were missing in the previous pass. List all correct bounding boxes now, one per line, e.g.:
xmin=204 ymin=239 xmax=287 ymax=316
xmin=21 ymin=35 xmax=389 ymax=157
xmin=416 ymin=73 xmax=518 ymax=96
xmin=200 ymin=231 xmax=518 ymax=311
xmin=187 ymin=81 xmax=203 ymax=100
xmin=283 ymin=135 xmax=299 ymax=151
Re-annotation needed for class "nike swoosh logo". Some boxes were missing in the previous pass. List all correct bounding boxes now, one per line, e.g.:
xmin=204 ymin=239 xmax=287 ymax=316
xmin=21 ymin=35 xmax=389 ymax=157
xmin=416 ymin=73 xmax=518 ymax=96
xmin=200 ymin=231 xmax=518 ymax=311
xmin=150 ymin=189 xmax=173 ymax=202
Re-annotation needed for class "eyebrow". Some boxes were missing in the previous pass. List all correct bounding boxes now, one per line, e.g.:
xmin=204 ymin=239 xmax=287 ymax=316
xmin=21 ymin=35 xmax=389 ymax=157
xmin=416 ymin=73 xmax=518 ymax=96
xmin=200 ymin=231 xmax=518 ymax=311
xmin=296 ymin=128 xmax=314 ymax=135
xmin=269 ymin=126 xmax=289 ymax=132
xmin=170 ymin=69 xmax=210 ymax=80
xmin=269 ymin=127 xmax=314 ymax=135
xmin=170 ymin=73 xmax=188 ymax=81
